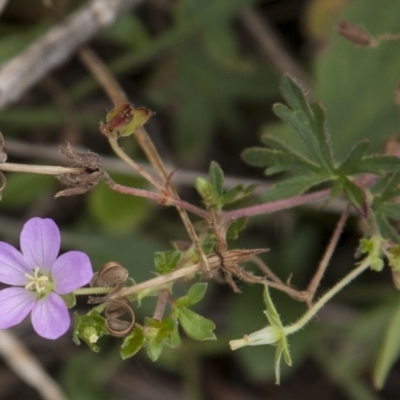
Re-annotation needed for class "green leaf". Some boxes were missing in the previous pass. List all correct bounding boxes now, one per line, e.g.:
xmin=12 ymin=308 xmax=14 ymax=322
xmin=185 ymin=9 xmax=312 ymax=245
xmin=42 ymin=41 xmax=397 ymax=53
xmin=336 ymin=140 xmax=371 ymax=175
xmin=226 ymin=217 xmax=248 ymax=240
xmin=371 ymin=173 xmax=400 ymax=200
xmin=220 ymin=183 xmax=258 ymax=205
xmin=165 ymin=322 xmax=182 ymax=348
xmin=209 ymin=161 xmax=224 ymax=199
xmin=377 ymin=203 xmax=400 ymax=221
xmin=175 ymin=282 xmax=208 ymax=308
xmin=261 ymin=134 xmax=319 ymax=167
xmin=309 ymin=101 xmax=335 ymax=171
xmin=242 ymin=147 xmax=319 ymax=175
xmin=195 ymin=176 xmax=214 ymax=205
xmin=374 ymin=212 xmax=400 ymax=243
xmin=373 ymin=299 xmax=400 ymax=389
xmin=341 ymin=178 xmax=366 ymax=213
xmin=220 ymin=185 xmax=244 ymax=203
xmin=177 ymin=307 xmax=216 ymax=341
xmin=262 ymin=173 xmax=331 ymax=203
xmin=145 ymin=337 xmax=163 ymax=361
xmin=154 ymin=250 xmax=182 ymax=274
xmin=273 ymin=75 xmax=335 ymax=172
xmin=351 ymin=155 xmax=400 ymax=175
xmin=279 ymin=74 xmax=311 ymax=117
xmin=120 ymin=326 xmax=145 ymax=359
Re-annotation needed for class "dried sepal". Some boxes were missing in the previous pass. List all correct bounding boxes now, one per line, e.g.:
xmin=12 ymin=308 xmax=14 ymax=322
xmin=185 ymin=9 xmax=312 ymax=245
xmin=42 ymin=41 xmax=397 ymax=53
xmin=60 ymin=143 xmax=100 ymax=168
xmin=56 ymin=143 xmax=102 ymax=197
xmin=89 ymin=261 xmax=129 ymax=304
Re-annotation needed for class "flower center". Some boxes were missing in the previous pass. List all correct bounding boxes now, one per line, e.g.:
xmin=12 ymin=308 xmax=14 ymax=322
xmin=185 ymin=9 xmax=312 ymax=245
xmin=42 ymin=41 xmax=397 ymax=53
xmin=25 ymin=267 xmax=50 ymax=294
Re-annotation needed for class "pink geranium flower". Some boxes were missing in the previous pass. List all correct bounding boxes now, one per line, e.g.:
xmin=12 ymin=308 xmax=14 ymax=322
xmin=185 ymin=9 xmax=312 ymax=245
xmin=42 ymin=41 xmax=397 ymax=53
xmin=0 ymin=217 xmax=93 ymax=339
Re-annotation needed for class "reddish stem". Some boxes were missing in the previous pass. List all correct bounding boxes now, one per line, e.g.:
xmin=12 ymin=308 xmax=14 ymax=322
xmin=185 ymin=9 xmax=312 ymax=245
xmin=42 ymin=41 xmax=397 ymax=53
xmin=222 ymin=189 xmax=331 ymax=221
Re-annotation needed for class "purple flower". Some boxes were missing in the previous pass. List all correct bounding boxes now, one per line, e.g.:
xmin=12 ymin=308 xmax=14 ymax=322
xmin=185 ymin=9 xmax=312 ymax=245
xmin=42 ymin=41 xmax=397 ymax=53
xmin=0 ymin=217 xmax=93 ymax=339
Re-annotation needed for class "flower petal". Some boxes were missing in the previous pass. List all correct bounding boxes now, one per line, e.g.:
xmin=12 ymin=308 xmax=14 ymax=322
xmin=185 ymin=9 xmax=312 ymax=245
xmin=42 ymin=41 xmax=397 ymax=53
xmin=20 ymin=218 xmax=60 ymax=272
xmin=0 ymin=287 xmax=36 ymax=328
xmin=52 ymin=251 xmax=93 ymax=294
xmin=0 ymin=242 xmax=32 ymax=285
xmin=31 ymin=293 xmax=69 ymax=339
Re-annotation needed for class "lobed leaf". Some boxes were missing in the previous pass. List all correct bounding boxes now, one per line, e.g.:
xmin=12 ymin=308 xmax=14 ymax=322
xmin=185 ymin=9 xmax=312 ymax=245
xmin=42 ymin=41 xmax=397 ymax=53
xmin=336 ymin=140 xmax=371 ymax=175
xmin=273 ymin=75 xmax=335 ymax=173
xmin=376 ymin=203 xmax=400 ymax=221
xmin=345 ymin=155 xmax=400 ymax=176
xmin=309 ymin=101 xmax=335 ymax=171
xmin=262 ymin=173 xmax=331 ymax=203
xmin=242 ymin=147 xmax=319 ymax=175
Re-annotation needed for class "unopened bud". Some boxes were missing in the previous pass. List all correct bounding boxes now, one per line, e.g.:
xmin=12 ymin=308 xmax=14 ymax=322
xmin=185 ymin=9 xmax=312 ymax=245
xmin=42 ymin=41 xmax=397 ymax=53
xmin=100 ymin=103 xmax=154 ymax=139
xmin=337 ymin=20 xmax=373 ymax=47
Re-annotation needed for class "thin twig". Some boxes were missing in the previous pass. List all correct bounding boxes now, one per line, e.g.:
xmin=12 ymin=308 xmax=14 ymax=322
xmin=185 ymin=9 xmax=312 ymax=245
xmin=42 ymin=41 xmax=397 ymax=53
xmin=306 ymin=205 xmax=350 ymax=306
xmin=241 ymin=7 xmax=312 ymax=90
xmin=102 ymin=172 xmax=208 ymax=218
xmin=109 ymin=249 xmax=266 ymax=300
xmin=0 ymin=0 xmax=142 ymax=109
xmin=108 ymin=138 xmax=165 ymax=192
xmin=0 ymin=163 xmax=82 ymax=175
xmin=0 ymin=0 xmax=8 ymax=15
xmin=78 ymin=47 xmax=128 ymax=104
xmin=153 ymin=289 xmax=170 ymax=321
xmin=250 ymin=256 xmax=283 ymax=284
xmin=0 ymin=330 xmax=68 ymax=400
xmin=78 ymin=47 xmax=212 ymax=275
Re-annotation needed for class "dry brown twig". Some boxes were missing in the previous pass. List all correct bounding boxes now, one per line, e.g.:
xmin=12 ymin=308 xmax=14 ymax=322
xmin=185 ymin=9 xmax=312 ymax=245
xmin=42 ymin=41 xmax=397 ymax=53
xmin=250 ymin=206 xmax=350 ymax=305
xmin=0 ymin=0 xmax=142 ymax=109
xmin=0 ymin=330 xmax=68 ymax=400
xmin=77 ymin=46 xmax=212 ymax=276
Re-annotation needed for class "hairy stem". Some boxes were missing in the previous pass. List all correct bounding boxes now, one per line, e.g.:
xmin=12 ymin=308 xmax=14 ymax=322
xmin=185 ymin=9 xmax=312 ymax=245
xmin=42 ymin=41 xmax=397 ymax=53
xmin=222 ymin=189 xmax=330 ymax=221
xmin=306 ymin=204 xmax=350 ymax=305
xmin=285 ymin=257 xmax=371 ymax=335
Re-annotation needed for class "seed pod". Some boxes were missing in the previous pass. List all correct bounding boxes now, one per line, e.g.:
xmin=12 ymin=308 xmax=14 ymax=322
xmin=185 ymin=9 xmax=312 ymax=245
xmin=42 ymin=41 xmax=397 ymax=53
xmin=105 ymin=300 xmax=135 ymax=337
xmin=90 ymin=261 xmax=128 ymax=289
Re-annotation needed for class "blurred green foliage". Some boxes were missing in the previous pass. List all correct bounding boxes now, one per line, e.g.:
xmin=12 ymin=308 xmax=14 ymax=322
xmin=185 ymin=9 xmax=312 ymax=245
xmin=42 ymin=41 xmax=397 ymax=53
xmin=0 ymin=0 xmax=399 ymax=398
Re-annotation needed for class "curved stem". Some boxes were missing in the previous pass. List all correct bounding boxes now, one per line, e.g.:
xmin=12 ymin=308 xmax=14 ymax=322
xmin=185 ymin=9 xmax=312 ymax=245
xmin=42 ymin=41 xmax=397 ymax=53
xmin=108 ymin=138 xmax=165 ymax=191
xmin=285 ymin=257 xmax=371 ymax=335
xmin=102 ymin=173 xmax=208 ymax=218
